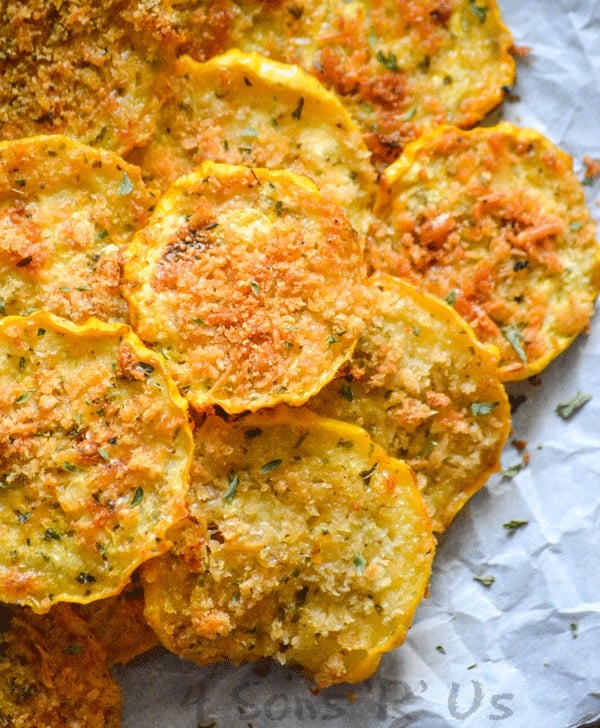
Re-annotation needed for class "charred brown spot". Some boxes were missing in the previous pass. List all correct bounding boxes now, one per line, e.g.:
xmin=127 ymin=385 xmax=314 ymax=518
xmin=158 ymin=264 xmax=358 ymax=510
xmin=162 ymin=226 xmax=214 ymax=263
xmin=430 ymin=1 xmax=453 ymax=25
xmin=117 ymin=340 xmax=154 ymax=381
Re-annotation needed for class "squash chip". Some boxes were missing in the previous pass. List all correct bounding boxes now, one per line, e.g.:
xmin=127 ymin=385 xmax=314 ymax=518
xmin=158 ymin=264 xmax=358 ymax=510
xmin=0 ymin=0 xmax=182 ymax=155
xmin=369 ymin=123 xmax=600 ymax=379
xmin=122 ymin=162 xmax=369 ymax=413
xmin=0 ymin=135 xmax=154 ymax=324
xmin=308 ymin=273 xmax=510 ymax=530
xmin=141 ymin=407 xmax=434 ymax=688
xmin=0 ymin=312 xmax=192 ymax=613
xmin=129 ymin=51 xmax=376 ymax=237
xmin=0 ymin=603 xmax=122 ymax=727
xmin=173 ymin=0 xmax=515 ymax=166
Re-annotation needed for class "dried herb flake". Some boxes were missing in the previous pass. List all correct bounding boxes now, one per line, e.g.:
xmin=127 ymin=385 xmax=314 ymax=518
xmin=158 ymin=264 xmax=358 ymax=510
xmin=556 ymin=391 xmax=591 ymax=419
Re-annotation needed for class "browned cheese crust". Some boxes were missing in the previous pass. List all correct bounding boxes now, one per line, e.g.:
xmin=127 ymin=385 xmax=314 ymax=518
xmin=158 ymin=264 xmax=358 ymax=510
xmin=0 ymin=313 xmax=192 ymax=612
xmin=0 ymin=603 xmax=122 ymax=727
xmin=308 ymin=273 xmax=510 ymax=530
xmin=368 ymin=123 xmax=600 ymax=379
xmin=141 ymin=407 xmax=434 ymax=688
xmin=122 ymin=162 xmax=370 ymax=413
xmin=0 ymin=135 xmax=155 ymax=324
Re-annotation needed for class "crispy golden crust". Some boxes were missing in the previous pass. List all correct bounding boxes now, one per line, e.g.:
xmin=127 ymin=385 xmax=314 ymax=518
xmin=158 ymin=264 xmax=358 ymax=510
xmin=308 ymin=273 xmax=510 ymax=530
xmin=0 ymin=313 xmax=192 ymax=612
xmin=368 ymin=123 xmax=600 ymax=380
xmin=0 ymin=603 xmax=122 ymax=727
xmin=128 ymin=50 xmax=377 ymax=237
xmin=122 ymin=162 xmax=369 ymax=413
xmin=141 ymin=407 xmax=434 ymax=688
xmin=0 ymin=1 xmax=185 ymax=155
xmin=73 ymin=574 xmax=159 ymax=666
xmin=0 ymin=135 xmax=155 ymax=324
xmin=174 ymin=0 xmax=515 ymax=167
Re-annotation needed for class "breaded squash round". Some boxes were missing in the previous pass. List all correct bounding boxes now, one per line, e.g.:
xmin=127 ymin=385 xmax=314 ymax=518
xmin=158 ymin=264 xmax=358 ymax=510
xmin=0 ymin=603 xmax=122 ymax=727
xmin=0 ymin=135 xmax=154 ymax=324
xmin=121 ymin=162 xmax=369 ymax=413
xmin=308 ymin=273 xmax=511 ymax=531
xmin=129 ymin=50 xmax=377 ymax=237
xmin=368 ymin=123 xmax=600 ymax=380
xmin=0 ymin=0 xmax=181 ymax=155
xmin=0 ymin=312 xmax=193 ymax=613
xmin=174 ymin=0 xmax=515 ymax=166
xmin=141 ymin=407 xmax=434 ymax=688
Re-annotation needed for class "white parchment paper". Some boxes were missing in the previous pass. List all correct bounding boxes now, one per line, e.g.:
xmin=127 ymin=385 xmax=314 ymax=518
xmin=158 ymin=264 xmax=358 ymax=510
xmin=115 ymin=1 xmax=600 ymax=725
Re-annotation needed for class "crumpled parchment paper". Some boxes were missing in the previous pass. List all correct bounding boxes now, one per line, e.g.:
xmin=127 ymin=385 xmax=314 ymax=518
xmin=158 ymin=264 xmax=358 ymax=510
xmin=115 ymin=1 xmax=600 ymax=725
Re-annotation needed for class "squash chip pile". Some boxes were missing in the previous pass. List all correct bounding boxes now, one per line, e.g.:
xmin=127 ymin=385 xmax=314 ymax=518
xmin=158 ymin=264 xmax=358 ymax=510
xmin=0 ymin=0 xmax=598 ymax=722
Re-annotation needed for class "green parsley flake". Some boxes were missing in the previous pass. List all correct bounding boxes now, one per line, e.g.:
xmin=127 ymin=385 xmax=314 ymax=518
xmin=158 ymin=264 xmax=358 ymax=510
xmin=469 ymin=0 xmax=488 ymax=23
xmin=376 ymin=50 xmax=399 ymax=71
xmin=503 ymin=519 xmax=529 ymax=531
xmin=444 ymin=289 xmax=457 ymax=306
xmin=130 ymin=487 xmax=144 ymax=506
xmin=260 ymin=459 xmax=282 ymax=475
xmin=501 ymin=463 xmax=522 ymax=478
xmin=555 ymin=391 xmax=592 ymax=419
xmin=473 ymin=574 xmax=495 ymax=587
xmin=223 ymin=472 xmax=239 ymax=500
xmin=470 ymin=401 xmax=498 ymax=416
xmin=118 ymin=171 xmax=135 ymax=196
xmin=98 ymin=448 xmax=111 ymax=462
xmin=63 ymin=643 xmax=84 ymax=655
xmin=352 ymin=552 xmax=367 ymax=574
xmin=501 ymin=324 xmax=528 ymax=365
xmin=14 ymin=390 xmax=34 ymax=405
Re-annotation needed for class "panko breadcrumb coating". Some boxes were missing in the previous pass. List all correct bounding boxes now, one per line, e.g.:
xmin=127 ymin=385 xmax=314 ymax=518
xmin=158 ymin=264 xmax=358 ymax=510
xmin=122 ymin=162 xmax=370 ymax=413
xmin=141 ymin=407 xmax=435 ymax=688
xmin=0 ymin=603 xmax=122 ymax=727
xmin=368 ymin=123 xmax=600 ymax=379
xmin=0 ymin=313 xmax=192 ymax=613
xmin=0 ymin=135 xmax=154 ymax=324
xmin=0 ymin=0 xmax=184 ymax=155
xmin=308 ymin=273 xmax=510 ymax=530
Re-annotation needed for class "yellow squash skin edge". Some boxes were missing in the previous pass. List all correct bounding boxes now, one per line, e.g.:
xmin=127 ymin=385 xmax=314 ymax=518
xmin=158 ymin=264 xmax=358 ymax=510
xmin=0 ymin=311 xmax=193 ymax=613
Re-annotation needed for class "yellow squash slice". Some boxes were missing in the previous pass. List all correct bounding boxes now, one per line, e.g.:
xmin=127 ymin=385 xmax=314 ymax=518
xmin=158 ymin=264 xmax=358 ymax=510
xmin=130 ymin=50 xmax=377 ymax=237
xmin=0 ymin=0 xmax=182 ymax=155
xmin=0 ymin=312 xmax=193 ymax=613
xmin=141 ymin=407 xmax=434 ymax=688
xmin=173 ymin=0 xmax=515 ymax=166
xmin=0 ymin=135 xmax=154 ymax=324
xmin=122 ymin=162 xmax=369 ymax=413
xmin=0 ymin=603 xmax=122 ymax=727
xmin=308 ymin=273 xmax=511 ymax=530
xmin=369 ymin=123 xmax=600 ymax=379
